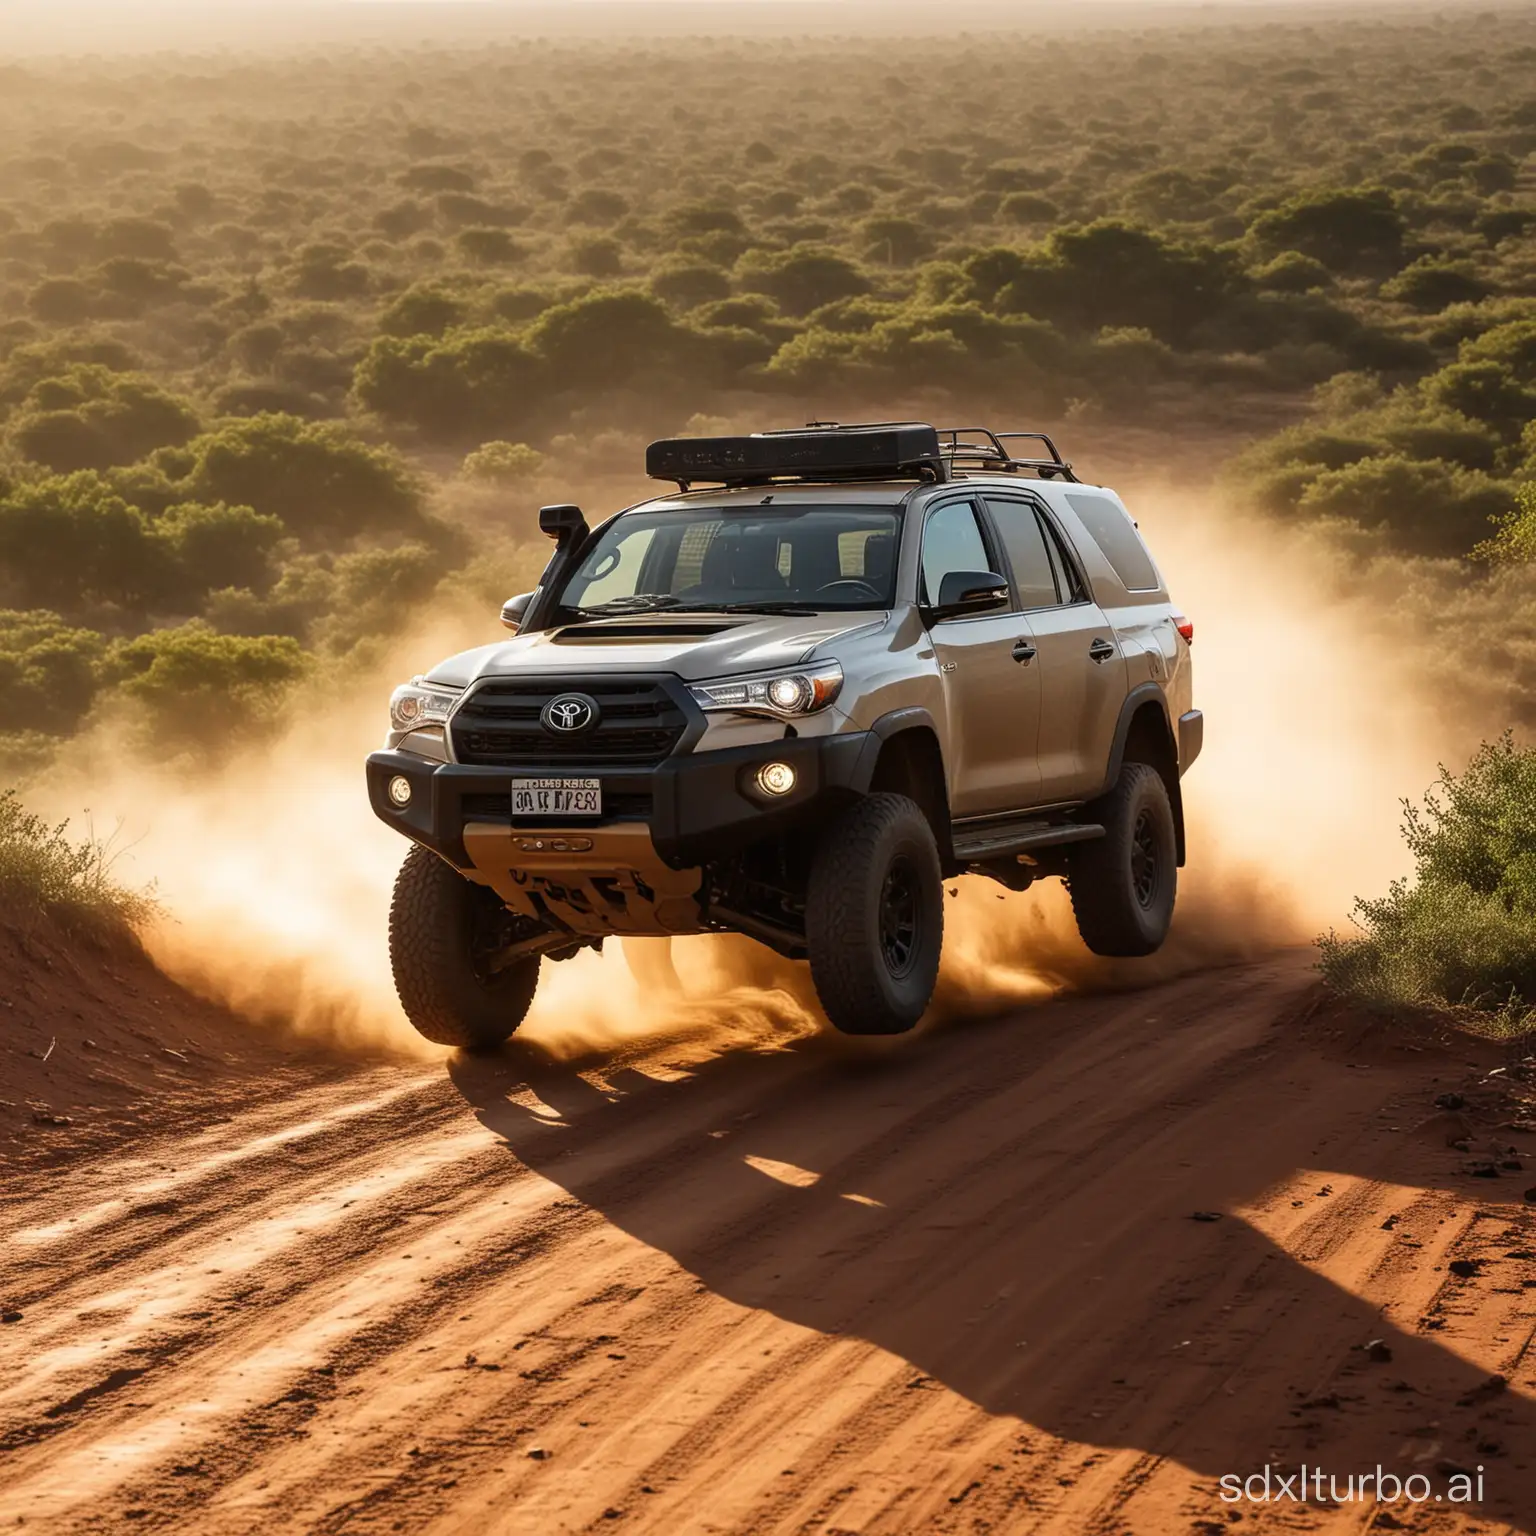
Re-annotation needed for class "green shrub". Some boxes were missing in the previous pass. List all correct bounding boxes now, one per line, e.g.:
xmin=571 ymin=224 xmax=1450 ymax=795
xmin=9 ymin=364 xmax=200 ymax=472
xmin=0 ymin=473 xmax=168 ymax=610
xmin=354 ymin=328 xmax=543 ymax=441
xmin=1249 ymin=186 xmax=1406 ymax=274
xmin=0 ymin=609 xmax=106 ymax=734
xmin=106 ymin=623 xmax=309 ymax=746
xmin=1382 ymin=257 xmax=1491 ymax=312
xmin=1252 ymin=251 xmax=1332 ymax=293
xmin=461 ymin=440 xmax=544 ymax=484
xmin=154 ymin=501 xmax=286 ymax=594
xmin=0 ymin=788 xmax=157 ymax=925
xmin=1298 ymin=454 xmax=1514 ymax=555
xmin=1475 ymin=482 xmax=1536 ymax=565
xmin=378 ymin=283 xmax=468 ymax=339
xmin=1320 ymin=737 xmax=1536 ymax=1029
xmin=649 ymin=260 xmax=732 ymax=311
xmin=735 ymin=244 xmax=871 ymax=317
xmin=178 ymin=413 xmax=424 ymax=541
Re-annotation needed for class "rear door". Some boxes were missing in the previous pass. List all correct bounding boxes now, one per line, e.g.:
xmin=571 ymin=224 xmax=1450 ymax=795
xmin=983 ymin=494 xmax=1126 ymax=803
xmin=920 ymin=496 xmax=1042 ymax=815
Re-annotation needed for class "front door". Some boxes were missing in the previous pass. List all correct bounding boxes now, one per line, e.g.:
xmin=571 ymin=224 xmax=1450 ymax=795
xmin=920 ymin=497 xmax=1042 ymax=815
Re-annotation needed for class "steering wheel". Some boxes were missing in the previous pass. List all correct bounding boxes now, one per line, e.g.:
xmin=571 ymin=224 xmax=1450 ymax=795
xmin=815 ymin=579 xmax=883 ymax=601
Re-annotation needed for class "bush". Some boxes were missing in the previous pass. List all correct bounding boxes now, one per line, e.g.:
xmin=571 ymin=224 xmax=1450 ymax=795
xmin=735 ymin=244 xmax=871 ymax=317
xmin=106 ymin=623 xmax=309 ymax=747
xmin=9 ymin=364 xmax=200 ymax=472
xmin=1253 ymin=250 xmax=1332 ymax=293
xmin=649 ymin=260 xmax=732 ymax=311
xmin=1424 ymin=359 xmax=1536 ymax=437
xmin=154 ymin=501 xmax=286 ymax=594
xmin=0 ymin=788 xmax=157 ymax=925
xmin=0 ymin=473 xmax=167 ymax=610
xmin=355 ymin=327 xmax=546 ymax=441
xmin=1475 ymin=482 xmax=1536 ymax=565
xmin=378 ymin=284 xmax=468 ymax=338
xmin=1297 ymin=454 xmax=1514 ymax=554
xmin=461 ymin=440 xmax=544 ymax=484
xmin=1249 ymin=186 xmax=1407 ymax=274
xmin=1381 ymin=257 xmax=1491 ymax=312
xmin=0 ymin=608 xmax=106 ymax=734
xmin=1320 ymin=737 xmax=1536 ymax=1028
xmin=178 ymin=413 xmax=424 ymax=541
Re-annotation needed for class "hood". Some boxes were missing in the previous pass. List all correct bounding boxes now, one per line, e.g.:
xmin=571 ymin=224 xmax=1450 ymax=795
xmin=424 ymin=611 xmax=890 ymax=689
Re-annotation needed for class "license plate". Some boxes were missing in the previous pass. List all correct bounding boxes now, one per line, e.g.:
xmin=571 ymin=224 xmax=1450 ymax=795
xmin=511 ymin=777 xmax=602 ymax=817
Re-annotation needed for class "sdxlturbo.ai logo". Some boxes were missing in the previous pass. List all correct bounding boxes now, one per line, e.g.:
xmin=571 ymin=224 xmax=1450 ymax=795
xmin=1220 ymin=1464 xmax=1486 ymax=1506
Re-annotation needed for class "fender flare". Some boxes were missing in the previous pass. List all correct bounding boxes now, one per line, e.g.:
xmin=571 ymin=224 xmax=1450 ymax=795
xmin=847 ymin=706 xmax=944 ymax=794
xmin=1100 ymin=684 xmax=1187 ymax=867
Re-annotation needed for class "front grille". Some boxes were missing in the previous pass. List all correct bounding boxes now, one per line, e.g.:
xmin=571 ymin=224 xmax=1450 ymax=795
xmin=450 ymin=678 xmax=688 ymax=768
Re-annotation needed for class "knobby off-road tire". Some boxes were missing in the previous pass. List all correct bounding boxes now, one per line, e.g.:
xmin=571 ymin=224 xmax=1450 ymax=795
xmin=389 ymin=844 xmax=540 ymax=1051
xmin=805 ymin=793 xmax=943 ymax=1036
xmin=1068 ymin=762 xmax=1177 ymax=957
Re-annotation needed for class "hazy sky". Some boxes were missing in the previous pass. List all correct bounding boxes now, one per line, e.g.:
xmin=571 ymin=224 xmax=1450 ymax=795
xmin=0 ymin=0 xmax=1485 ymax=54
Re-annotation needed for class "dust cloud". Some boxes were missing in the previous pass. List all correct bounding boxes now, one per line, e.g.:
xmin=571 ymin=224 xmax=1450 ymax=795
xmin=35 ymin=482 xmax=1464 ymax=1060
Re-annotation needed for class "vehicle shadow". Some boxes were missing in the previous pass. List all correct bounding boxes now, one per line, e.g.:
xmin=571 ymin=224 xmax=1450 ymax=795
xmin=446 ymin=966 xmax=1536 ymax=1523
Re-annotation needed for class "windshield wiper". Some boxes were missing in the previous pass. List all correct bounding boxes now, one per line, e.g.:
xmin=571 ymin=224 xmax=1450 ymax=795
xmin=571 ymin=595 xmax=686 ymax=616
xmin=668 ymin=602 xmax=823 ymax=616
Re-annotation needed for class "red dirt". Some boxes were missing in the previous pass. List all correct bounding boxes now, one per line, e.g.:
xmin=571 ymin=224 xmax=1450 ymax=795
xmin=3 ymin=946 xmax=1536 ymax=1532
xmin=0 ymin=908 xmax=344 ymax=1172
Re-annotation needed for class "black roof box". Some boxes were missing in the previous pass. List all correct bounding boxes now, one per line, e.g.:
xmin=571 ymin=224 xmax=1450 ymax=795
xmin=646 ymin=422 xmax=942 ymax=487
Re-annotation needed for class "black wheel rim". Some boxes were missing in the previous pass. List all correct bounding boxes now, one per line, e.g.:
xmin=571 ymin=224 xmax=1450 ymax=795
xmin=879 ymin=855 xmax=922 ymax=978
xmin=1131 ymin=809 xmax=1160 ymax=908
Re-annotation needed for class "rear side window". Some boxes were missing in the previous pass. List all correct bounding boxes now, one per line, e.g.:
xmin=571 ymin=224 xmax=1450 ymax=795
xmin=984 ymin=497 xmax=1059 ymax=609
xmin=1065 ymin=492 xmax=1160 ymax=592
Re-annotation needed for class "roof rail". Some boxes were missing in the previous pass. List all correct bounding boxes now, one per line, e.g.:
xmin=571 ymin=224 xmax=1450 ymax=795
xmin=643 ymin=421 xmax=1077 ymax=490
xmin=935 ymin=427 xmax=1078 ymax=483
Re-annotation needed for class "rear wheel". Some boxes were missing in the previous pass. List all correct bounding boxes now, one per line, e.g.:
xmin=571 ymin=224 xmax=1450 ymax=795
xmin=805 ymin=793 xmax=943 ymax=1035
xmin=1068 ymin=762 xmax=1177 ymax=957
xmin=389 ymin=844 xmax=542 ymax=1050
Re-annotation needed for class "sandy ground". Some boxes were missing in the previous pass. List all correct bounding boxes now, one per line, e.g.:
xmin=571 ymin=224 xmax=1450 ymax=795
xmin=3 ymin=952 xmax=1536 ymax=1534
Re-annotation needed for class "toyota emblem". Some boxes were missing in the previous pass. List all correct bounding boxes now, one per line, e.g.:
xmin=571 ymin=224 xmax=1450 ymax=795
xmin=540 ymin=693 xmax=599 ymax=734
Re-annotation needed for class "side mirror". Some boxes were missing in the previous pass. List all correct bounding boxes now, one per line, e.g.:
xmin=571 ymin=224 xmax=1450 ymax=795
xmin=929 ymin=570 xmax=1010 ymax=622
xmin=500 ymin=591 xmax=535 ymax=633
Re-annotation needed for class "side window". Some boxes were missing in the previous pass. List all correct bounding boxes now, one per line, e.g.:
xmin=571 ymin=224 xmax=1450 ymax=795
xmin=1039 ymin=512 xmax=1088 ymax=603
xmin=1065 ymin=492 xmax=1160 ymax=592
xmin=985 ymin=497 xmax=1059 ymax=609
xmin=920 ymin=500 xmax=991 ymax=607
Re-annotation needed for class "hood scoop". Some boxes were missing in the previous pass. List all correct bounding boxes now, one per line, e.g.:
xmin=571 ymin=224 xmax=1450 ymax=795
xmin=551 ymin=620 xmax=739 ymax=643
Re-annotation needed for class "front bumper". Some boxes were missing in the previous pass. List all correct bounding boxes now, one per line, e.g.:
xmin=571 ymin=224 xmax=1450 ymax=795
xmin=366 ymin=730 xmax=875 ymax=870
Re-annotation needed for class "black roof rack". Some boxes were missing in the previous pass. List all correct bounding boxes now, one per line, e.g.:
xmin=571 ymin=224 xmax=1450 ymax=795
xmin=644 ymin=421 xmax=1077 ymax=490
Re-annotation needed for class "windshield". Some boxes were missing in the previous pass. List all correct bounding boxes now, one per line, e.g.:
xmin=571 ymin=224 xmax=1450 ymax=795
xmin=557 ymin=504 xmax=903 ymax=615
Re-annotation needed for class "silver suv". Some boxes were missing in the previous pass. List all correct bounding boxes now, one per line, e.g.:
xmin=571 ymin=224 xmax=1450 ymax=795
xmin=367 ymin=423 xmax=1202 ymax=1043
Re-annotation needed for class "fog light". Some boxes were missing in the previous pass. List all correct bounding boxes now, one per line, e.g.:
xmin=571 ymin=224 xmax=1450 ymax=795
xmin=387 ymin=774 xmax=413 ymax=808
xmin=756 ymin=761 xmax=796 ymax=796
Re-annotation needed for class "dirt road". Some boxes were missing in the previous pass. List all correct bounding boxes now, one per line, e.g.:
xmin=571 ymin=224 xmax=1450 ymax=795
xmin=4 ymin=953 xmax=1535 ymax=1534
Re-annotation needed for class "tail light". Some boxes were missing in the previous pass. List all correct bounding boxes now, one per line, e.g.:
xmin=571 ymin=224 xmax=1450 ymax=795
xmin=1172 ymin=614 xmax=1194 ymax=644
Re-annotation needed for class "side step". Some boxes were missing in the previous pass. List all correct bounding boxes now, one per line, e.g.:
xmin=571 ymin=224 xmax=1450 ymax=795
xmin=951 ymin=819 xmax=1105 ymax=864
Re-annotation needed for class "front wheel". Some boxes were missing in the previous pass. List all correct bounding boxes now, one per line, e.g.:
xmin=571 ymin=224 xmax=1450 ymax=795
xmin=805 ymin=793 xmax=944 ymax=1035
xmin=388 ymin=845 xmax=542 ymax=1050
xmin=1067 ymin=762 xmax=1177 ymax=957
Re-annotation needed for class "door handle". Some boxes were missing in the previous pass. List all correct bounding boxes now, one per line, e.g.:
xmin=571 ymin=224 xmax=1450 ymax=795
xmin=1012 ymin=639 xmax=1037 ymax=664
xmin=1088 ymin=638 xmax=1116 ymax=662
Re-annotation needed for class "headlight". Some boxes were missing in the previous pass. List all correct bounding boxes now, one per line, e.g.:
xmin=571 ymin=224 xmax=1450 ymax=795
xmin=389 ymin=678 xmax=461 ymax=732
xmin=689 ymin=662 xmax=843 ymax=719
